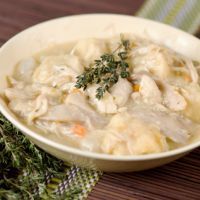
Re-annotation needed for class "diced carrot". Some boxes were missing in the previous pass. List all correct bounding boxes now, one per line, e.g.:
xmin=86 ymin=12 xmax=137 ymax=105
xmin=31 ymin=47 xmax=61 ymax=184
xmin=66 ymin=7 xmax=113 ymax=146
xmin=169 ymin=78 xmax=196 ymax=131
xmin=174 ymin=71 xmax=192 ymax=82
xmin=71 ymin=88 xmax=80 ymax=93
xmin=132 ymin=84 xmax=140 ymax=92
xmin=184 ymin=74 xmax=192 ymax=82
xmin=72 ymin=123 xmax=86 ymax=137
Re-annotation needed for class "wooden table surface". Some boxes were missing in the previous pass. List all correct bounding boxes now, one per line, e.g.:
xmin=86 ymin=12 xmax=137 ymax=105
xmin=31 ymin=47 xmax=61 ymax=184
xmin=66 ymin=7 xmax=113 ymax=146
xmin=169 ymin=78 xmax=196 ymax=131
xmin=0 ymin=0 xmax=199 ymax=199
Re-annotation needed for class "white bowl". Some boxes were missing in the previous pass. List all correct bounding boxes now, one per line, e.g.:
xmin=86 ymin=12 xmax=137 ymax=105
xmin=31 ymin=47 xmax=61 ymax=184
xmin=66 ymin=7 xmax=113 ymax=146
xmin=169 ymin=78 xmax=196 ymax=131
xmin=0 ymin=14 xmax=200 ymax=172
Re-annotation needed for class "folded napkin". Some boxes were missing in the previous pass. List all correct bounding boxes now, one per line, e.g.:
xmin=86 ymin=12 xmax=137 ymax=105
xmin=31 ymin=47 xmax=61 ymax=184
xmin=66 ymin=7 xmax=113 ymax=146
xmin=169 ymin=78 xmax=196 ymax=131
xmin=0 ymin=0 xmax=200 ymax=199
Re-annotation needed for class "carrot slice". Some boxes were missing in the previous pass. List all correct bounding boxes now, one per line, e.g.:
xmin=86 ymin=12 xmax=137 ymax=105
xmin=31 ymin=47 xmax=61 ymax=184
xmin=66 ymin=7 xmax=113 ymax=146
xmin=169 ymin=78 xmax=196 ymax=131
xmin=72 ymin=123 xmax=86 ymax=137
xmin=132 ymin=84 xmax=140 ymax=92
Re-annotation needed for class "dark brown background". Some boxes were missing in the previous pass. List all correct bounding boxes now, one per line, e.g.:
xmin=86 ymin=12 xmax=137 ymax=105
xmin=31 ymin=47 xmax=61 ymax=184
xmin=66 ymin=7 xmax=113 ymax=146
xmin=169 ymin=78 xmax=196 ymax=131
xmin=0 ymin=0 xmax=199 ymax=200
xmin=0 ymin=0 xmax=143 ymax=45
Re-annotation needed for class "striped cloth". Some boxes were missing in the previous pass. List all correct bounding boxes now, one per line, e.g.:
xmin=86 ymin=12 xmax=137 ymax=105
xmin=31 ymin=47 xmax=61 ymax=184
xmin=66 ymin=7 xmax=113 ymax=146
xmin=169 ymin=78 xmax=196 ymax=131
xmin=137 ymin=0 xmax=200 ymax=33
xmin=44 ymin=165 xmax=102 ymax=199
xmin=1 ymin=1 xmax=200 ymax=199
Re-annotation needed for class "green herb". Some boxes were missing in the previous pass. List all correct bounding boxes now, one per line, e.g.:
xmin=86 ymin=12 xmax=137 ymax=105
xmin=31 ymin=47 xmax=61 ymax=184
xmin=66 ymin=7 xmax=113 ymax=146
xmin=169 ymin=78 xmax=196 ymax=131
xmin=0 ymin=113 xmax=65 ymax=199
xmin=75 ymin=35 xmax=131 ymax=99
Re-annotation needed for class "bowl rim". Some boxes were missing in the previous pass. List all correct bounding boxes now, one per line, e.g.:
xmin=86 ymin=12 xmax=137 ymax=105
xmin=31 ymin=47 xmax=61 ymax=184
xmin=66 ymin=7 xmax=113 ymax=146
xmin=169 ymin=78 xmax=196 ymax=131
xmin=0 ymin=13 xmax=200 ymax=161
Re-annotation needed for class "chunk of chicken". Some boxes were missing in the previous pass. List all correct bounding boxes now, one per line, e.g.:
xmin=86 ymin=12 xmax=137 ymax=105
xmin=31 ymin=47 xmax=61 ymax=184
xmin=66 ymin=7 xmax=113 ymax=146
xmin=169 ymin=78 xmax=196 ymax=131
xmin=101 ymin=112 xmax=168 ymax=155
xmin=38 ymin=86 xmax=62 ymax=105
xmin=71 ymin=38 xmax=107 ymax=65
xmin=64 ymin=91 xmax=107 ymax=127
xmin=65 ymin=91 xmax=94 ymax=112
xmin=28 ymin=95 xmax=48 ymax=123
xmin=86 ymin=85 xmax=117 ymax=114
xmin=14 ymin=57 xmax=37 ymax=82
xmin=139 ymin=75 xmax=162 ymax=104
xmin=5 ymin=82 xmax=62 ymax=106
xmin=8 ymin=94 xmax=48 ymax=123
xmin=131 ymin=46 xmax=171 ymax=79
xmin=32 ymin=54 xmax=83 ymax=87
xmin=5 ymin=85 xmax=39 ymax=100
xmin=8 ymin=99 xmax=35 ymax=118
xmin=161 ymin=82 xmax=187 ymax=111
xmin=110 ymin=77 xmax=132 ymax=107
xmin=40 ymin=104 xmax=86 ymax=122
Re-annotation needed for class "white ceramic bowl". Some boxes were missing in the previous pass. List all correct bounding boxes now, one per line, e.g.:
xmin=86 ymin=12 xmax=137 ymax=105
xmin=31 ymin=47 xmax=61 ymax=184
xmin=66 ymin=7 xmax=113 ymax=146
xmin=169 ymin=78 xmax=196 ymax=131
xmin=0 ymin=14 xmax=200 ymax=172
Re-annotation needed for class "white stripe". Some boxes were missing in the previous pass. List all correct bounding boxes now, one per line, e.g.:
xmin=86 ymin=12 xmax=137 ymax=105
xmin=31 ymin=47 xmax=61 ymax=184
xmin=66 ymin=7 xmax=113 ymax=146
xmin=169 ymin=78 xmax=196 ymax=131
xmin=172 ymin=0 xmax=197 ymax=27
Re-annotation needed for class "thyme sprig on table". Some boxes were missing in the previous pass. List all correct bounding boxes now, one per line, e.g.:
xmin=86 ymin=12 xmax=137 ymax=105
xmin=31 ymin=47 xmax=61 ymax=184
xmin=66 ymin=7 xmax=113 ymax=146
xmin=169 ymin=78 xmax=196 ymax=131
xmin=0 ymin=113 xmax=66 ymax=199
xmin=75 ymin=36 xmax=131 ymax=99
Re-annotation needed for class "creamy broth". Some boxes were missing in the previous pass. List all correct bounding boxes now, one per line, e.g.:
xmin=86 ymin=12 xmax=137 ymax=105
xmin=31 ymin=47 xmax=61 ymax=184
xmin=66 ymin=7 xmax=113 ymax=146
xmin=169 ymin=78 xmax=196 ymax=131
xmin=5 ymin=34 xmax=200 ymax=155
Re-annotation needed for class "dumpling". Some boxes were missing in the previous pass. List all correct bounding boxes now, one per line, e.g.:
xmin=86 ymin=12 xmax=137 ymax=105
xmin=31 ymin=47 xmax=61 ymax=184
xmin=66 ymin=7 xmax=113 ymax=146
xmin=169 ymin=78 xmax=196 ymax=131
xmin=101 ymin=112 xmax=168 ymax=155
xmin=130 ymin=105 xmax=192 ymax=144
xmin=80 ymin=130 xmax=106 ymax=152
xmin=71 ymin=38 xmax=107 ymax=65
xmin=32 ymin=54 xmax=83 ymax=87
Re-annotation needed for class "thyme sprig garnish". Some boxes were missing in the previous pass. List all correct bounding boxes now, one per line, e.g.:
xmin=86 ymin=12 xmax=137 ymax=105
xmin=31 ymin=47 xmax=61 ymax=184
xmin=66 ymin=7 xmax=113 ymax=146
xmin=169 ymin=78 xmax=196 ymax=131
xmin=75 ymin=35 xmax=131 ymax=99
xmin=0 ymin=113 xmax=65 ymax=199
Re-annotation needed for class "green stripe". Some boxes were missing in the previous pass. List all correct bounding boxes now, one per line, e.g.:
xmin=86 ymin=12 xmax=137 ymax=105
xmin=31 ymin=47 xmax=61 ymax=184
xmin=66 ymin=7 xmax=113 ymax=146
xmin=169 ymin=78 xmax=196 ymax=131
xmin=142 ymin=1 xmax=160 ymax=19
xmin=179 ymin=1 xmax=200 ymax=32
xmin=136 ymin=0 xmax=157 ymax=17
xmin=163 ymin=0 xmax=187 ymax=24
xmin=146 ymin=0 xmax=169 ymax=20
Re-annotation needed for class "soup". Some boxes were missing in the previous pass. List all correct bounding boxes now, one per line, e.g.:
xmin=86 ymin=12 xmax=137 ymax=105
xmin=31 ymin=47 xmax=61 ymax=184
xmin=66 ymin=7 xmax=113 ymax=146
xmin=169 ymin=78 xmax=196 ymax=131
xmin=4 ymin=34 xmax=200 ymax=155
